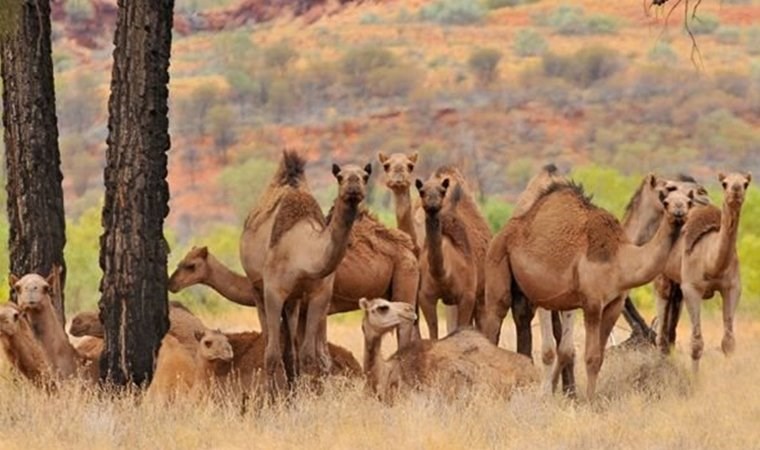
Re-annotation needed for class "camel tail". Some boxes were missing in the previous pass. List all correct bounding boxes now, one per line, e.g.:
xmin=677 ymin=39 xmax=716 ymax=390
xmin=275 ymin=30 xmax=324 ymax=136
xmin=276 ymin=150 xmax=307 ymax=188
xmin=482 ymin=230 xmax=512 ymax=345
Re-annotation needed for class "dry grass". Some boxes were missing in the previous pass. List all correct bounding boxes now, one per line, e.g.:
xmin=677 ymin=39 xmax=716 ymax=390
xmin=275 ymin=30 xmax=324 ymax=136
xmin=2 ymin=314 xmax=760 ymax=450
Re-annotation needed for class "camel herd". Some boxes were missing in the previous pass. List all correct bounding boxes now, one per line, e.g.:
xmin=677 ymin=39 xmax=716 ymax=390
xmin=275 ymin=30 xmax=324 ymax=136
xmin=0 ymin=149 xmax=752 ymax=404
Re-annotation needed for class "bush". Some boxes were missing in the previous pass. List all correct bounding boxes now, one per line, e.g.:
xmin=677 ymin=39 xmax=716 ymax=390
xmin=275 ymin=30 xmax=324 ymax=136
xmin=207 ymin=105 xmax=236 ymax=162
xmin=688 ymin=13 xmax=719 ymax=35
xmin=541 ymin=5 xmax=618 ymax=35
xmin=264 ymin=43 xmax=298 ymax=73
xmin=542 ymin=46 xmax=622 ymax=88
xmin=647 ymin=41 xmax=678 ymax=64
xmin=419 ymin=0 xmax=485 ymax=25
xmin=485 ymin=0 xmax=539 ymax=9
xmin=480 ymin=197 xmax=514 ymax=232
xmin=586 ymin=14 xmax=619 ymax=34
xmin=715 ymin=26 xmax=741 ymax=45
xmin=513 ymin=28 xmax=548 ymax=57
xmin=468 ymin=48 xmax=503 ymax=86
xmin=366 ymin=66 xmax=419 ymax=98
xmin=218 ymin=158 xmax=277 ymax=222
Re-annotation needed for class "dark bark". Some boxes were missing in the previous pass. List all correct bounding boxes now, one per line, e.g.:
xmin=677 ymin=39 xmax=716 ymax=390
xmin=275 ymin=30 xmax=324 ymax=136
xmin=1 ymin=0 xmax=67 ymax=325
xmin=98 ymin=0 xmax=174 ymax=387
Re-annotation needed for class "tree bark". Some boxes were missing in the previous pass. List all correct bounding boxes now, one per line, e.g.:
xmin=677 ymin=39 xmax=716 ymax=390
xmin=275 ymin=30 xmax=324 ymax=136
xmin=99 ymin=0 xmax=174 ymax=387
xmin=1 ymin=0 xmax=67 ymax=325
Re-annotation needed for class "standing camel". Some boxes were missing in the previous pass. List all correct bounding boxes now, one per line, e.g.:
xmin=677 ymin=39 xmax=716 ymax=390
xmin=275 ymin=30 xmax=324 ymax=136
xmin=657 ymin=172 xmax=751 ymax=370
xmin=482 ymin=182 xmax=692 ymax=398
xmin=239 ymin=150 xmax=370 ymax=390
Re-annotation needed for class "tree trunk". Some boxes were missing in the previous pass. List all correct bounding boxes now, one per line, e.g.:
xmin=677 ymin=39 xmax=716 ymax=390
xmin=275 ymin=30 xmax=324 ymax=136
xmin=98 ymin=0 xmax=174 ymax=387
xmin=1 ymin=0 xmax=67 ymax=325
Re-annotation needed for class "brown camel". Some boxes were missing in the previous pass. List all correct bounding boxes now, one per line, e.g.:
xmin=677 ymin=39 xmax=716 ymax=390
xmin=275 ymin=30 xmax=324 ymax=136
xmin=12 ymin=273 xmax=79 ymax=378
xmin=657 ymin=172 xmax=751 ymax=371
xmin=239 ymin=150 xmax=370 ymax=390
xmin=0 ymin=303 xmax=52 ymax=385
xmin=378 ymin=151 xmax=423 ymax=252
xmin=360 ymin=298 xmax=538 ymax=403
xmin=482 ymin=182 xmax=692 ymax=398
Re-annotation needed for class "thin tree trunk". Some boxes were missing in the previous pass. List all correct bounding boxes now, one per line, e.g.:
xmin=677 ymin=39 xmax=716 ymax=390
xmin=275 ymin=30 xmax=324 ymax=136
xmin=1 ymin=0 xmax=66 ymax=325
xmin=99 ymin=0 xmax=174 ymax=387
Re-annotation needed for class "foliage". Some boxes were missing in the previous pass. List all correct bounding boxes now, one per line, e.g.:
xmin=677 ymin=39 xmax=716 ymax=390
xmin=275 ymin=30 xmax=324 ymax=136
xmin=340 ymin=44 xmax=417 ymax=98
xmin=539 ymin=5 xmax=618 ymax=35
xmin=569 ymin=164 xmax=638 ymax=217
xmin=542 ymin=46 xmax=622 ymax=88
xmin=484 ymin=0 xmax=539 ymax=9
xmin=264 ymin=42 xmax=298 ymax=74
xmin=747 ymin=27 xmax=760 ymax=55
xmin=366 ymin=66 xmax=419 ymax=98
xmin=468 ymin=48 xmax=503 ymax=86
xmin=207 ymin=104 xmax=237 ymax=162
xmin=419 ymin=0 xmax=486 ymax=25
xmin=648 ymin=41 xmax=678 ymax=64
xmin=480 ymin=197 xmax=514 ymax=232
xmin=688 ymin=13 xmax=720 ymax=35
xmin=513 ymin=28 xmax=548 ymax=57
xmin=217 ymin=157 xmax=277 ymax=222
xmin=63 ymin=204 xmax=102 ymax=313
xmin=56 ymin=73 xmax=102 ymax=133
xmin=715 ymin=26 xmax=741 ymax=45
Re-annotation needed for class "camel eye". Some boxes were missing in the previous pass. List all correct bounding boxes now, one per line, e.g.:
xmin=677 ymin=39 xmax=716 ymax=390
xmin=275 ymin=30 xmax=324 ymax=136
xmin=407 ymin=163 xmax=414 ymax=172
xmin=204 ymin=340 xmax=212 ymax=348
xmin=185 ymin=263 xmax=195 ymax=271
xmin=12 ymin=312 xmax=19 ymax=321
xmin=666 ymin=185 xmax=677 ymax=192
xmin=383 ymin=163 xmax=390 ymax=171
xmin=722 ymin=181 xmax=728 ymax=189
xmin=744 ymin=182 xmax=749 ymax=190
xmin=377 ymin=305 xmax=390 ymax=313
xmin=42 ymin=285 xmax=50 ymax=295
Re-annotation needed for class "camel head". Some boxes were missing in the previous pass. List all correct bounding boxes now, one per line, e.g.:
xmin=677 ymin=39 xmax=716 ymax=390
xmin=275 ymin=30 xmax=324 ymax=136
xmin=69 ymin=311 xmax=100 ymax=338
xmin=168 ymin=246 xmax=210 ymax=293
xmin=718 ymin=172 xmax=751 ymax=207
xmin=11 ymin=273 xmax=54 ymax=313
xmin=0 ymin=303 xmax=24 ymax=336
xmin=359 ymin=298 xmax=417 ymax=339
xmin=416 ymin=176 xmax=450 ymax=215
xmin=664 ymin=174 xmax=710 ymax=206
xmin=332 ymin=163 xmax=371 ymax=205
xmin=195 ymin=329 xmax=234 ymax=363
xmin=659 ymin=188 xmax=695 ymax=226
xmin=378 ymin=151 xmax=418 ymax=191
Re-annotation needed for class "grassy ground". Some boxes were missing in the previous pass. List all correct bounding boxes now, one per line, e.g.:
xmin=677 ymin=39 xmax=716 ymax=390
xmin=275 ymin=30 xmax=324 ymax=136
xmin=1 ymin=312 xmax=759 ymax=449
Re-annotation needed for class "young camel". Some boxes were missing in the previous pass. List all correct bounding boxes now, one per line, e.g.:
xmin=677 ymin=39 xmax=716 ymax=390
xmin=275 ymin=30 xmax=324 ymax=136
xmin=239 ymin=150 xmax=370 ymax=390
xmin=360 ymin=298 xmax=538 ymax=403
xmin=11 ymin=273 xmax=79 ymax=378
xmin=482 ymin=183 xmax=692 ymax=398
xmin=657 ymin=172 xmax=751 ymax=371
xmin=0 ymin=303 xmax=52 ymax=385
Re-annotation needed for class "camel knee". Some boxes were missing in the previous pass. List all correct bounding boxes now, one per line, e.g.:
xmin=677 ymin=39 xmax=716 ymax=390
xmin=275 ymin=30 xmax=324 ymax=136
xmin=585 ymin=354 xmax=602 ymax=375
xmin=690 ymin=336 xmax=704 ymax=361
xmin=541 ymin=347 xmax=555 ymax=367
xmin=721 ymin=334 xmax=736 ymax=355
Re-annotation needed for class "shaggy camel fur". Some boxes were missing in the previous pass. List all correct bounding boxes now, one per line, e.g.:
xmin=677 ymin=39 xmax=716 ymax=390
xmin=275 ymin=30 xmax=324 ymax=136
xmin=657 ymin=172 xmax=751 ymax=371
xmin=360 ymin=298 xmax=538 ymax=403
xmin=414 ymin=168 xmax=492 ymax=339
xmin=239 ymin=150 xmax=370 ymax=390
xmin=482 ymin=183 xmax=692 ymax=398
xmin=12 ymin=273 xmax=79 ymax=378
xmin=0 ymin=303 xmax=52 ymax=385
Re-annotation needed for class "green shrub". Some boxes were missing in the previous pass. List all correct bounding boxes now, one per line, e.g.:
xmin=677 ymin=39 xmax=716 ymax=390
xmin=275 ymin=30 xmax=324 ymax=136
xmin=688 ymin=13 xmax=720 ymax=35
xmin=419 ymin=0 xmax=485 ymax=25
xmin=647 ymin=41 xmax=678 ymax=63
xmin=715 ymin=26 xmax=741 ymax=45
xmin=540 ymin=5 xmax=618 ymax=35
xmin=342 ymin=45 xmax=397 ymax=84
xmin=468 ymin=47 xmax=503 ymax=85
xmin=542 ymin=46 xmax=622 ymax=87
xmin=485 ymin=0 xmax=539 ymax=10
xmin=513 ymin=28 xmax=548 ymax=57
xmin=217 ymin=158 xmax=277 ymax=222
xmin=586 ymin=14 xmax=619 ymax=34
xmin=366 ymin=66 xmax=419 ymax=98
xmin=264 ymin=42 xmax=298 ymax=73
xmin=360 ymin=13 xmax=382 ymax=24
xmin=480 ymin=197 xmax=514 ymax=232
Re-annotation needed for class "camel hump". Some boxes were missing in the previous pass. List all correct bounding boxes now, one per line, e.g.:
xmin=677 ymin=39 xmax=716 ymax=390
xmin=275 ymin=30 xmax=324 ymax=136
xmin=277 ymin=150 xmax=308 ymax=188
xmin=269 ymin=190 xmax=325 ymax=248
xmin=585 ymin=211 xmax=624 ymax=262
xmin=440 ymin=212 xmax=472 ymax=255
xmin=684 ymin=204 xmax=722 ymax=254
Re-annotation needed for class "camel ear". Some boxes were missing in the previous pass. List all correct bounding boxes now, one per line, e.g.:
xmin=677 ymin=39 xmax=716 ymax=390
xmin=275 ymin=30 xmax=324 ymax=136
xmin=646 ymin=173 xmax=659 ymax=189
xmin=9 ymin=274 xmax=19 ymax=288
xmin=198 ymin=246 xmax=208 ymax=259
xmin=45 ymin=269 xmax=57 ymax=288
xmin=415 ymin=179 xmax=423 ymax=191
xmin=377 ymin=152 xmax=388 ymax=164
xmin=658 ymin=190 xmax=667 ymax=203
xmin=364 ymin=163 xmax=372 ymax=177
xmin=718 ymin=172 xmax=726 ymax=183
xmin=358 ymin=298 xmax=370 ymax=311
xmin=441 ymin=178 xmax=450 ymax=190
xmin=409 ymin=152 xmax=419 ymax=164
xmin=332 ymin=163 xmax=341 ymax=179
xmin=746 ymin=172 xmax=752 ymax=184
xmin=194 ymin=330 xmax=205 ymax=342
xmin=688 ymin=190 xmax=695 ymax=200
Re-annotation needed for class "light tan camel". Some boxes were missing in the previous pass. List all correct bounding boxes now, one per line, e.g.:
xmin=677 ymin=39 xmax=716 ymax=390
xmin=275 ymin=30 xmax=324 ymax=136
xmin=482 ymin=182 xmax=692 ymax=398
xmin=657 ymin=172 xmax=751 ymax=371
xmin=239 ymin=150 xmax=370 ymax=390
xmin=378 ymin=151 xmax=424 ymax=253
xmin=11 ymin=273 xmax=79 ymax=378
xmin=360 ymin=298 xmax=538 ymax=403
xmin=148 ymin=334 xmax=197 ymax=401
xmin=0 ymin=303 xmax=52 ymax=385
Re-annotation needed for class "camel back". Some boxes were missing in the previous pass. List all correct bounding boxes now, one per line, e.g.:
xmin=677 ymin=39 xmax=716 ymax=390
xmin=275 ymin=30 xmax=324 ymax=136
xmin=683 ymin=204 xmax=722 ymax=254
xmin=342 ymin=208 xmax=416 ymax=257
xmin=269 ymin=190 xmax=325 ymax=247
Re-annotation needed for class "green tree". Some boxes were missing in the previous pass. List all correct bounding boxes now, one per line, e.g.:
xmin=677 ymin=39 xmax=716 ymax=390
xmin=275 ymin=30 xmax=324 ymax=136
xmin=217 ymin=157 xmax=277 ymax=222
xmin=207 ymin=104 xmax=236 ymax=163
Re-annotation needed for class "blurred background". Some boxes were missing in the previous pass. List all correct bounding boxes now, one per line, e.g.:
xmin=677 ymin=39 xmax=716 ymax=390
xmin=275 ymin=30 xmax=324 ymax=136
xmin=0 ymin=0 xmax=757 ymax=316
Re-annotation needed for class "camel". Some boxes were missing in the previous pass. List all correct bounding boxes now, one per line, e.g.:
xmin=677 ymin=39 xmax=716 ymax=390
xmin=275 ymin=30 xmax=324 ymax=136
xmin=482 ymin=182 xmax=693 ymax=398
xmin=656 ymin=172 xmax=751 ymax=371
xmin=239 ymin=150 xmax=370 ymax=390
xmin=378 ymin=151 xmax=424 ymax=253
xmin=414 ymin=168 xmax=492 ymax=339
xmin=360 ymin=298 xmax=538 ymax=403
xmin=0 ymin=303 xmax=52 ymax=385
xmin=148 ymin=334 xmax=198 ymax=400
xmin=11 ymin=273 xmax=79 ymax=378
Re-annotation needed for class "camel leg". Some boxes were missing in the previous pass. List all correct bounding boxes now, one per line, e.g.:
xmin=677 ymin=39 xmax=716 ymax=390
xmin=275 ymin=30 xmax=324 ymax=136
xmin=663 ymin=282 xmax=683 ymax=348
xmin=720 ymin=281 xmax=740 ymax=355
xmin=300 ymin=283 xmax=332 ymax=377
xmin=654 ymin=282 xmax=670 ymax=354
xmin=599 ymin=297 xmax=625 ymax=350
xmin=555 ymin=311 xmax=576 ymax=397
xmin=681 ymin=284 xmax=704 ymax=373
xmin=263 ymin=285 xmax=287 ymax=394
xmin=483 ymin=237 xmax=512 ymax=345
xmin=392 ymin=257 xmax=421 ymax=347
xmin=582 ymin=304 xmax=602 ymax=400
xmin=418 ymin=281 xmax=439 ymax=340
xmin=512 ymin=290 xmax=534 ymax=358
xmin=456 ymin=288 xmax=477 ymax=333
xmin=537 ymin=309 xmax=556 ymax=394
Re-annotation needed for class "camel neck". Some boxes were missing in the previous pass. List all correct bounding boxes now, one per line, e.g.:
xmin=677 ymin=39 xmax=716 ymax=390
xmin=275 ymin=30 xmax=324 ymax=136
xmin=362 ymin=324 xmax=386 ymax=395
xmin=708 ymin=200 xmax=741 ymax=276
xmin=392 ymin=188 xmax=419 ymax=250
xmin=618 ymin=216 xmax=681 ymax=290
xmin=28 ymin=305 xmax=77 ymax=373
xmin=621 ymin=196 xmax=662 ymax=246
xmin=312 ymin=197 xmax=359 ymax=278
xmin=424 ymin=212 xmax=446 ymax=280
xmin=205 ymin=254 xmax=259 ymax=307
xmin=4 ymin=321 xmax=51 ymax=381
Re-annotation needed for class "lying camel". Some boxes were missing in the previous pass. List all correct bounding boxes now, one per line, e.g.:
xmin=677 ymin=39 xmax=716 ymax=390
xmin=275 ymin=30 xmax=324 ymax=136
xmin=240 ymin=150 xmax=370 ymax=390
xmin=482 ymin=182 xmax=692 ymax=398
xmin=0 ymin=303 xmax=52 ymax=385
xmin=360 ymin=298 xmax=537 ymax=403
xmin=657 ymin=172 xmax=751 ymax=371
xmin=12 ymin=273 xmax=79 ymax=378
